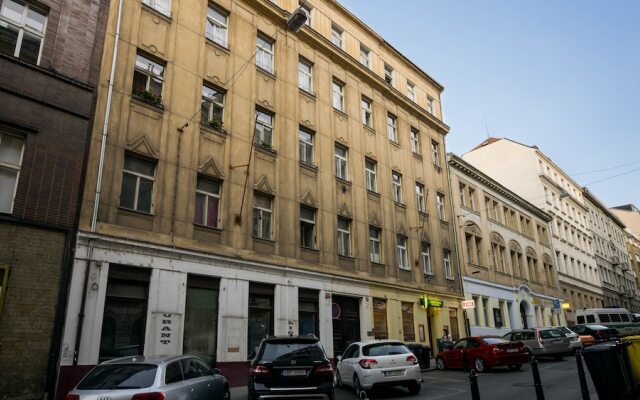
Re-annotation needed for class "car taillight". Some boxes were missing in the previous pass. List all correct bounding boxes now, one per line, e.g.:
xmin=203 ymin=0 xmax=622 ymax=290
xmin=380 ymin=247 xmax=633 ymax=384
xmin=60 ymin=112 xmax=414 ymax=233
xmin=250 ymin=365 xmax=272 ymax=378
xmin=406 ymin=354 xmax=418 ymax=365
xmin=595 ymin=330 xmax=605 ymax=335
xmin=314 ymin=364 xmax=334 ymax=375
xmin=64 ymin=395 xmax=80 ymax=400
xmin=359 ymin=359 xmax=378 ymax=369
xmin=132 ymin=393 xmax=165 ymax=400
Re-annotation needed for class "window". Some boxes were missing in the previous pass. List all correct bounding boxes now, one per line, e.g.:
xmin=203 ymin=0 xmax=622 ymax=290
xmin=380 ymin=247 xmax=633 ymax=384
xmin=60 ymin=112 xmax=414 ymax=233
xmin=252 ymin=194 xmax=272 ymax=240
xmin=298 ymin=58 xmax=313 ymax=93
xmin=369 ymin=227 xmax=382 ymax=263
xmin=444 ymin=250 xmax=452 ymax=279
xmin=298 ymin=128 xmax=314 ymax=165
xmin=183 ymin=275 xmax=219 ymax=366
xmin=248 ymin=284 xmax=274 ymax=358
xmin=427 ymin=96 xmax=435 ymax=114
xmin=401 ymin=302 xmax=415 ymax=341
xmin=120 ymin=154 xmax=156 ymax=213
xmin=331 ymin=23 xmax=343 ymax=48
xmin=365 ymin=158 xmax=377 ymax=192
xmin=335 ymin=145 xmax=348 ymax=180
xmin=0 ymin=265 xmax=9 ymax=315
xmin=387 ymin=113 xmax=397 ymax=142
xmin=0 ymin=133 xmax=25 ymax=213
xmin=337 ymin=217 xmax=351 ymax=256
xmin=299 ymin=2 xmax=312 ymax=26
xmin=397 ymin=235 xmax=408 ymax=270
xmin=359 ymin=45 xmax=370 ymax=68
xmin=0 ymin=0 xmax=47 ymax=64
xmin=459 ymin=183 xmax=467 ymax=207
xmin=194 ymin=176 xmax=221 ymax=228
xmin=431 ymin=140 xmax=440 ymax=167
xmin=132 ymin=52 xmax=165 ymax=104
xmin=142 ymin=0 xmax=171 ymax=15
xmin=421 ymin=243 xmax=431 ymax=274
xmin=410 ymin=128 xmax=420 ymax=154
xmin=407 ymin=81 xmax=416 ymax=102
xmin=468 ymin=188 xmax=476 ymax=210
xmin=298 ymin=289 xmax=319 ymax=337
xmin=205 ymin=4 xmax=228 ymax=46
xmin=255 ymin=109 xmax=273 ymax=148
xmin=436 ymin=193 xmax=446 ymax=221
xmin=201 ymin=84 xmax=225 ymax=129
xmin=361 ymin=97 xmax=372 ymax=128
xmin=384 ymin=63 xmax=394 ymax=85
xmin=373 ymin=299 xmax=388 ymax=339
xmin=492 ymin=241 xmax=506 ymax=273
xmin=465 ymin=231 xmax=482 ymax=265
xmin=415 ymin=182 xmax=425 ymax=213
xmin=332 ymin=79 xmax=344 ymax=111
xmin=256 ymin=34 xmax=274 ymax=73
xmin=391 ymin=171 xmax=402 ymax=203
xmin=300 ymin=205 xmax=316 ymax=249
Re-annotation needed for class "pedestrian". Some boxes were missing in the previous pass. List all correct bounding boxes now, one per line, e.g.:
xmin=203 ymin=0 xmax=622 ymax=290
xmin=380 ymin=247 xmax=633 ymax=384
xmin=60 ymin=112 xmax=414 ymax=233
xmin=439 ymin=328 xmax=452 ymax=352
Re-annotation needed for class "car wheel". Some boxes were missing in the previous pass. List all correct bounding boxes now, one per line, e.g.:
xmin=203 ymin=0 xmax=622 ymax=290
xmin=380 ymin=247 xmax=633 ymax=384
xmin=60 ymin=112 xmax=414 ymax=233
xmin=222 ymin=386 xmax=230 ymax=400
xmin=554 ymin=355 xmax=563 ymax=361
xmin=474 ymin=357 xmax=486 ymax=373
xmin=436 ymin=357 xmax=445 ymax=370
xmin=408 ymin=382 xmax=421 ymax=395
xmin=327 ymin=391 xmax=336 ymax=400
xmin=248 ymin=393 xmax=259 ymax=400
xmin=354 ymin=375 xmax=366 ymax=398
xmin=335 ymin=370 xmax=343 ymax=388
xmin=508 ymin=364 xmax=522 ymax=371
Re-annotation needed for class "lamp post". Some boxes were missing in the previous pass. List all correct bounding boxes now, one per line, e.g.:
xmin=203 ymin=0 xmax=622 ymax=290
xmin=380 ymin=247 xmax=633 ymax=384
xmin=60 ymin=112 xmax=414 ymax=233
xmin=462 ymin=271 xmax=481 ymax=337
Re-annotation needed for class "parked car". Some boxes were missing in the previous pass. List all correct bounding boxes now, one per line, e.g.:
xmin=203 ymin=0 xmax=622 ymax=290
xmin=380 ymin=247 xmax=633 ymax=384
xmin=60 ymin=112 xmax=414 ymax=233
xmin=553 ymin=326 xmax=582 ymax=351
xmin=248 ymin=335 xmax=334 ymax=400
xmin=503 ymin=328 xmax=571 ymax=360
xmin=335 ymin=340 xmax=421 ymax=397
xmin=435 ymin=336 xmax=528 ymax=373
xmin=576 ymin=307 xmax=640 ymax=336
xmin=570 ymin=324 xmax=620 ymax=342
xmin=65 ymin=355 xmax=230 ymax=400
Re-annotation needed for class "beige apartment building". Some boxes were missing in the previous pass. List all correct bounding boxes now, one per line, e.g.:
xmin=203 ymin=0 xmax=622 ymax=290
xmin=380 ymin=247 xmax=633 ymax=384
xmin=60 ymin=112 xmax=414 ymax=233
xmin=449 ymin=154 xmax=564 ymax=337
xmin=56 ymin=0 xmax=462 ymax=391
xmin=611 ymin=204 xmax=640 ymax=312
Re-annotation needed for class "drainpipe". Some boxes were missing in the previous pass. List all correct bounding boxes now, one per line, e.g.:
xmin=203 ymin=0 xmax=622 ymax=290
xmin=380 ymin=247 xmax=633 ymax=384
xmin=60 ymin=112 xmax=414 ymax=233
xmin=73 ymin=0 xmax=125 ymax=366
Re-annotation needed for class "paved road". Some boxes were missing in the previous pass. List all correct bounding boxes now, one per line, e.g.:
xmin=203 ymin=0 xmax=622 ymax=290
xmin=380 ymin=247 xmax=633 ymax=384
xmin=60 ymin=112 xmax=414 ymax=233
xmin=231 ymin=356 xmax=600 ymax=400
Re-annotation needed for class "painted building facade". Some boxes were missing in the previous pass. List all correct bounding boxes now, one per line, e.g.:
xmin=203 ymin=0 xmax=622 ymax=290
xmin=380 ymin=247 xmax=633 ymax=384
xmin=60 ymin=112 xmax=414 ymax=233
xmin=56 ymin=0 xmax=463 ymax=395
xmin=448 ymin=154 xmax=564 ymax=337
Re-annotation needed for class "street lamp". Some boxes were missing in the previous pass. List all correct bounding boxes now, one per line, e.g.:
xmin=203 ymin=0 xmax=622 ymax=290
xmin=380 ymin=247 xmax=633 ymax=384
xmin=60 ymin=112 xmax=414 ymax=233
xmin=286 ymin=6 xmax=308 ymax=32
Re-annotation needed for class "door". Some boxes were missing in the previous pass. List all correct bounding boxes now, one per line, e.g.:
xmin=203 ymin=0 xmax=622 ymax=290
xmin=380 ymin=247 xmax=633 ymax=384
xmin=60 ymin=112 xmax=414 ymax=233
xmin=332 ymin=295 xmax=361 ymax=359
xmin=449 ymin=339 xmax=467 ymax=369
xmin=449 ymin=308 xmax=460 ymax=341
xmin=338 ymin=344 xmax=359 ymax=386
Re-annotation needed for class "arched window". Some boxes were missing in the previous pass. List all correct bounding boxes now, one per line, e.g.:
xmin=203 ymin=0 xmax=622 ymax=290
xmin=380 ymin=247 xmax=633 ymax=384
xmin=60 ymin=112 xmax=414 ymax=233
xmin=509 ymin=241 xmax=523 ymax=277
xmin=490 ymin=233 xmax=506 ymax=273
xmin=526 ymin=247 xmax=538 ymax=282
xmin=463 ymin=222 xmax=483 ymax=266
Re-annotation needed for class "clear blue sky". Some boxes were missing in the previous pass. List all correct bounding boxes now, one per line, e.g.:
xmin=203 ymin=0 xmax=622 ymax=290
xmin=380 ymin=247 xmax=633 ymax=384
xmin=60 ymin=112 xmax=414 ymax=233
xmin=339 ymin=0 xmax=640 ymax=208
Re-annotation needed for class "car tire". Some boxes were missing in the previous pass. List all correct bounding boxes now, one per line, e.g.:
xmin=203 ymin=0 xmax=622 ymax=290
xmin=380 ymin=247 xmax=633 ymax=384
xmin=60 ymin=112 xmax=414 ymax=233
xmin=508 ymin=364 xmax=522 ymax=371
xmin=249 ymin=393 xmax=259 ymax=400
xmin=222 ymin=386 xmax=230 ymax=400
xmin=436 ymin=357 xmax=445 ymax=370
xmin=408 ymin=382 xmax=421 ymax=395
xmin=474 ymin=357 xmax=486 ymax=373
xmin=554 ymin=355 xmax=563 ymax=361
xmin=335 ymin=370 xmax=343 ymax=388
xmin=354 ymin=375 xmax=366 ymax=398
xmin=327 ymin=391 xmax=336 ymax=400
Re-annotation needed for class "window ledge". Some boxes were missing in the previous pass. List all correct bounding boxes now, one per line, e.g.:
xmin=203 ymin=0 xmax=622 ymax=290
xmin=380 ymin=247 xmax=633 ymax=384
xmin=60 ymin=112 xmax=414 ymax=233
xmin=333 ymin=108 xmax=348 ymax=119
xmin=200 ymin=123 xmax=227 ymax=137
xmin=394 ymin=201 xmax=406 ymax=209
xmin=336 ymin=177 xmax=352 ymax=186
xmin=131 ymin=94 xmax=164 ymax=111
xmin=363 ymin=125 xmax=376 ymax=134
xmin=433 ymin=164 xmax=443 ymax=173
xmin=299 ymin=161 xmax=318 ymax=172
xmin=398 ymin=266 xmax=411 ymax=272
xmin=205 ymin=37 xmax=230 ymax=53
xmin=257 ymin=66 xmax=277 ymax=80
xmin=418 ymin=211 xmax=429 ymax=219
xmin=412 ymin=152 xmax=423 ymax=161
xmin=141 ymin=2 xmax=173 ymax=21
xmin=194 ymin=223 xmax=222 ymax=232
xmin=366 ymin=189 xmax=380 ymax=198
xmin=300 ymin=246 xmax=319 ymax=252
xmin=389 ymin=139 xmax=401 ymax=148
xmin=439 ymin=219 xmax=449 ymax=226
xmin=118 ymin=206 xmax=155 ymax=217
xmin=299 ymin=88 xmax=316 ymax=99
xmin=255 ymin=143 xmax=277 ymax=155
xmin=252 ymin=236 xmax=275 ymax=243
xmin=338 ymin=254 xmax=355 ymax=260
xmin=371 ymin=261 xmax=386 ymax=267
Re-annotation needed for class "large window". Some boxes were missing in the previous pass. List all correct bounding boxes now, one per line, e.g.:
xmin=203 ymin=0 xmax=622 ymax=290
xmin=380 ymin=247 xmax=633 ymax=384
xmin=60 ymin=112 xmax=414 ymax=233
xmin=431 ymin=140 xmax=441 ymax=167
xmin=410 ymin=128 xmax=420 ymax=154
xmin=256 ymin=34 xmax=274 ymax=73
xmin=401 ymin=302 xmax=415 ymax=341
xmin=444 ymin=250 xmax=452 ymax=279
xmin=0 ymin=0 xmax=47 ymax=64
xmin=205 ymin=4 xmax=228 ymax=47
xmin=120 ymin=154 xmax=156 ymax=213
xmin=421 ymin=243 xmax=431 ymax=275
xmin=387 ymin=113 xmax=397 ymax=142
xmin=384 ymin=63 xmax=394 ymax=85
xmin=298 ymin=58 xmax=313 ymax=93
xmin=361 ymin=97 xmax=372 ymax=128
xmin=99 ymin=265 xmax=150 ymax=361
xmin=391 ymin=171 xmax=402 ymax=203
xmin=132 ymin=52 xmax=165 ymax=104
xmin=255 ymin=109 xmax=273 ymax=148
xmin=183 ymin=275 xmax=219 ymax=366
xmin=337 ymin=217 xmax=351 ymax=256
xmin=415 ymin=182 xmax=425 ymax=213
xmin=248 ymin=284 xmax=274 ymax=359
xmin=252 ymin=194 xmax=272 ymax=240
xmin=397 ymin=235 xmax=408 ymax=270
xmin=194 ymin=176 xmax=221 ymax=228
xmin=369 ymin=227 xmax=382 ymax=263
xmin=331 ymin=23 xmax=343 ymax=48
xmin=359 ymin=45 xmax=370 ymax=68
xmin=300 ymin=205 xmax=316 ymax=249
xmin=335 ymin=145 xmax=348 ymax=180
xmin=436 ymin=193 xmax=446 ymax=221
xmin=332 ymin=79 xmax=344 ymax=112
xmin=0 ymin=133 xmax=25 ymax=213
xmin=298 ymin=128 xmax=314 ymax=165
xmin=427 ymin=96 xmax=435 ymax=114
xmin=373 ymin=298 xmax=388 ymax=339
xmin=365 ymin=158 xmax=377 ymax=192
xmin=407 ymin=81 xmax=416 ymax=102
xmin=201 ymin=84 xmax=225 ymax=130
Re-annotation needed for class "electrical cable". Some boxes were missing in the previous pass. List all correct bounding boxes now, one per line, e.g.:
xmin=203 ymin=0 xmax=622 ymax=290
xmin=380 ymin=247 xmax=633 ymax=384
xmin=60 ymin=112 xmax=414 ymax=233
xmin=570 ymin=160 xmax=640 ymax=177
xmin=583 ymin=167 xmax=640 ymax=187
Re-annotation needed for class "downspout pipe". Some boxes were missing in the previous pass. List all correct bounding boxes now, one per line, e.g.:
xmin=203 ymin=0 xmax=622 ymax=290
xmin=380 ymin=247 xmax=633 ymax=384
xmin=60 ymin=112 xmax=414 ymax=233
xmin=73 ymin=0 xmax=124 ymax=366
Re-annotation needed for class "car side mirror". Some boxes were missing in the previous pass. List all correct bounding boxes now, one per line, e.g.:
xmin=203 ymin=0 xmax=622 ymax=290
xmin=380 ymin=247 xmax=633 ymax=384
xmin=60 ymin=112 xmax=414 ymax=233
xmin=212 ymin=368 xmax=221 ymax=375
xmin=336 ymin=355 xmax=343 ymax=362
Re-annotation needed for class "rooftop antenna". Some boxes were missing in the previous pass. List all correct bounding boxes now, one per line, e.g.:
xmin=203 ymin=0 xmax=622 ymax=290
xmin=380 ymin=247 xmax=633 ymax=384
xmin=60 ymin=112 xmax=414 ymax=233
xmin=484 ymin=122 xmax=490 ymax=138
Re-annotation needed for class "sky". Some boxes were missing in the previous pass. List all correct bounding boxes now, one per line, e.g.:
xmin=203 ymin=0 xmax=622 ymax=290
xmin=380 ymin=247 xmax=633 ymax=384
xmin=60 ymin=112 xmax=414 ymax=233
xmin=338 ymin=0 xmax=640 ymax=208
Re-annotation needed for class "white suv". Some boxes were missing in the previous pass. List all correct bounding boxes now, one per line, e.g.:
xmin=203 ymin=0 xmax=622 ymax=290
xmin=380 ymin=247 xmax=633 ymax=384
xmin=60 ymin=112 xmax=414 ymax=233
xmin=335 ymin=340 xmax=421 ymax=397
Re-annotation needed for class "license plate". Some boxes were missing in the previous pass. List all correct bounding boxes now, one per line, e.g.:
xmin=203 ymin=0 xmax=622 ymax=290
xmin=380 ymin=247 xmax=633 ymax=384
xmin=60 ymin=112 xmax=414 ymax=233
xmin=384 ymin=370 xmax=404 ymax=377
xmin=507 ymin=348 xmax=518 ymax=353
xmin=282 ymin=369 xmax=306 ymax=376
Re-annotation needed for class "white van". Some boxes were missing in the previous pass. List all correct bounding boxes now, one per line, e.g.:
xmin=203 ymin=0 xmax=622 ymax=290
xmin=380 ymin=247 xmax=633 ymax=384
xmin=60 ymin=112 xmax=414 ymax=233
xmin=575 ymin=308 xmax=640 ymax=336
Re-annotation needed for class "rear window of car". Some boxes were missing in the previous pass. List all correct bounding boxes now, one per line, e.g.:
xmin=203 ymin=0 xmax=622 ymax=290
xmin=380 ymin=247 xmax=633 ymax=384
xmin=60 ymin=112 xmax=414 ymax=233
xmin=621 ymin=314 xmax=630 ymax=322
xmin=77 ymin=364 xmax=157 ymax=389
xmin=362 ymin=342 xmax=409 ymax=356
xmin=540 ymin=329 xmax=564 ymax=339
xmin=482 ymin=337 xmax=510 ymax=345
xmin=260 ymin=341 xmax=326 ymax=362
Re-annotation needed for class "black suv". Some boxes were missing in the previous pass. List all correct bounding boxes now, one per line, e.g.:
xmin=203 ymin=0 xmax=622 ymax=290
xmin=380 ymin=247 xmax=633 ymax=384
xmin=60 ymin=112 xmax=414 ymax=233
xmin=248 ymin=335 xmax=335 ymax=400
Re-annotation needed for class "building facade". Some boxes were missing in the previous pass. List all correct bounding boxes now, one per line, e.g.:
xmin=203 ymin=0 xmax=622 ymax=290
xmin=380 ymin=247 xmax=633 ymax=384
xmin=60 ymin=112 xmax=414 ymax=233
xmin=0 ymin=0 xmax=108 ymax=399
xmin=463 ymin=138 xmax=603 ymax=325
xmin=56 ymin=0 xmax=463 ymax=394
xmin=611 ymin=204 xmax=640 ymax=312
xmin=448 ymin=155 xmax=564 ymax=337
xmin=583 ymin=190 xmax=638 ymax=312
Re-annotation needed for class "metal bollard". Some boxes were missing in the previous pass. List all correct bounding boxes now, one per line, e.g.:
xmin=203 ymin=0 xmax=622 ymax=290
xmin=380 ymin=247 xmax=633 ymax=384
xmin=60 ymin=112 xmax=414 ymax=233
xmin=469 ymin=368 xmax=481 ymax=400
xmin=575 ymin=349 xmax=590 ymax=400
xmin=530 ymin=355 xmax=545 ymax=400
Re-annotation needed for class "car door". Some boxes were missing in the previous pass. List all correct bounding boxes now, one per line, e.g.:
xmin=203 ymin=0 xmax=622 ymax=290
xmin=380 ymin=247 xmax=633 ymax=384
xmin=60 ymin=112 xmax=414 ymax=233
xmin=339 ymin=344 xmax=358 ymax=386
xmin=180 ymin=357 xmax=213 ymax=400
xmin=464 ymin=339 xmax=482 ymax=363
xmin=163 ymin=360 xmax=185 ymax=400
xmin=449 ymin=339 xmax=467 ymax=369
xmin=193 ymin=359 xmax=226 ymax=399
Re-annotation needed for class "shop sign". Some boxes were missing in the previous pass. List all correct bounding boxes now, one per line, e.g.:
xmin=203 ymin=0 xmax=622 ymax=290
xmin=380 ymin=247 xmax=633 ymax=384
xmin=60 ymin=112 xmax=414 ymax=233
xmin=427 ymin=299 xmax=444 ymax=308
xmin=462 ymin=300 xmax=476 ymax=309
xmin=561 ymin=302 xmax=571 ymax=310
xmin=553 ymin=299 xmax=561 ymax=310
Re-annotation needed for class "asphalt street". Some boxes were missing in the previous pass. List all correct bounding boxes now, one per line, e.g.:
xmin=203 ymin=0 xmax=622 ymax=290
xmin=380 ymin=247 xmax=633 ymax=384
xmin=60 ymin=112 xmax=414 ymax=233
xmin=230 ymin=356 xmax=600 ymax=400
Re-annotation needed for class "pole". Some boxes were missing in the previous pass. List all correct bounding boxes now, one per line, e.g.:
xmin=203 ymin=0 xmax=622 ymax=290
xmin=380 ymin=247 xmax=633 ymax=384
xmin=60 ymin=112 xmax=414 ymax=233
xmin=530 ymin=355 xmax=545 ymax=400
xmin=575 ymin=349 xmax=590 ymax=400
xmin=469 ymin=369 xmax=481 ymax=400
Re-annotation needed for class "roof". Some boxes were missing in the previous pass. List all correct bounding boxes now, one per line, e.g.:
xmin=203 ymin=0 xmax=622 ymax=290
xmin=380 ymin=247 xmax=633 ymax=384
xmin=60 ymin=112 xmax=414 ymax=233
xmin=101 ymin=354 xmax=190 ymax=365
xmin=612 ymin=204 xmax=640 ymax=212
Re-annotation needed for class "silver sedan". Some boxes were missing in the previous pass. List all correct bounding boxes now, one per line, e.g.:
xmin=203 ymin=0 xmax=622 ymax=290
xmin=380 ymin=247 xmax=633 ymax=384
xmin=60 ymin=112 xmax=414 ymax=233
xmin=65 ymin=355 xmax=230 ymax=400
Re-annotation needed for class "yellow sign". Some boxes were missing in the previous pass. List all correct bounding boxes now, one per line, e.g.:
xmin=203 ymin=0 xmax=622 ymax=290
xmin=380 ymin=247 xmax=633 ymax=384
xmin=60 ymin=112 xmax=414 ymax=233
xmin=561 ymin=302 xmax=571 ymax=310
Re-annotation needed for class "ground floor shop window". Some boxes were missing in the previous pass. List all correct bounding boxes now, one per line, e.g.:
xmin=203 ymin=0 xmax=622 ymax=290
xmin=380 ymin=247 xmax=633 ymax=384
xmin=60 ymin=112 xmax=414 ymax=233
xmin=248 ymin=283 xmax=274 ymax=359
xmin=373 ymin=298 xmax=388 ymax=339
xmin=183 ymin=275 xmax=219 ymax=366
xmin=99 ymin=265 xmax=150 ymax=361
xmin=402 ymin=302 xmax=415 ymax=341
xmin=299 ymin=289 xmax=319 ymax=337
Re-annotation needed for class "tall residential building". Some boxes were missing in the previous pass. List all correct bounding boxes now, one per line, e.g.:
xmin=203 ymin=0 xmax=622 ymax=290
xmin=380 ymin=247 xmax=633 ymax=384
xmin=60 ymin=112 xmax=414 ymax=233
xmin=0 ymin=0 xmax=108 ymax=398
xmin=57 ymin=0 xmax=461 ymax=393
xmin=463 ymin=138 xmax=602 ymax=325
xmin=449 ymin=154 xmax=564 ymax=337
xmin=583 ymin=190 xmax=638 ymax=311
xmin=611 ymin=204 xmax=640 ymax=312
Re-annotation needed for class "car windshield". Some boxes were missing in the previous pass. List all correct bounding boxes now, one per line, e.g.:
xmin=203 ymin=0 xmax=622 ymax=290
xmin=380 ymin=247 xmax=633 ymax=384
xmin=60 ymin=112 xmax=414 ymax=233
xmin=260 ymin=341 xmax=325 ymax=362
xmin=586 ymin=325 xmax=610 ymax=330
xmin=362 ymin=342 xmax=409 ymax=356
xmin=77 ymin=364 xmax=157 ymax=390
xmin=482 ymin=337 xmax=510 ymax=345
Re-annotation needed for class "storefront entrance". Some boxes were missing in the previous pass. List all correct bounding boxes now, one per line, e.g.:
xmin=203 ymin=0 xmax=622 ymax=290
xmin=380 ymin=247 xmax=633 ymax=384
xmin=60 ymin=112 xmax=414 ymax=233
xmin=332 ymin=295 xmax=360 ymax=359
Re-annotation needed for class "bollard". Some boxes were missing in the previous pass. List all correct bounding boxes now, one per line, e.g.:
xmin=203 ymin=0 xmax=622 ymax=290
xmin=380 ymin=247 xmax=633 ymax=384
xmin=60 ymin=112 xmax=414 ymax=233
xmin=469 ymin=368 xmax=481 ymax=400
xmin=575 ymin=349 xmax=590 ymax=400
xmin=359 ymin=389 xmax=369 ymax=400
xmin=530 ymin=355 xmax=545 ymax=400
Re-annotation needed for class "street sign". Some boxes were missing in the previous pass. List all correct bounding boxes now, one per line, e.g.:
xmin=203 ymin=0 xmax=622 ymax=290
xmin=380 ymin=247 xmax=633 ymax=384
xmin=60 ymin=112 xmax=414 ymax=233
xmin=553 ymin=299 xmax=561 ymax=310
xmin=427 ymin=299 xmax=444 ymax=308
xmin=462 ymin=300 xmax=476 ymax=309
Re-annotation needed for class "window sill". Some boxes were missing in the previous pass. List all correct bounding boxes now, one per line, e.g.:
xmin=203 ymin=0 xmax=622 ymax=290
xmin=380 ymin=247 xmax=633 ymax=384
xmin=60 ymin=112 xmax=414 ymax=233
xmin=394 ymin=201 xmax=406 ymax=209
xmin=194 ymin=223 xmax=222 ymax=232
xmin=255 ymin=143 xmax=277 ymax=155
xmin=371 ymin=261 xmax=385 ymax=268
xmin=299 ymin=88 xmax=316 ymax=99
xmin=433 ymin=164 xmax=443 ymax=173
xmin=118 ymin=206 xmax=155 ymax=217
xmin=252 ymin=236 xmax=275 ymax=243
xmin=363 ymin=125 xmax=376 ymax=134
xmin=336 ymin=177 xmax=352 ymax=186
xmin=200 ymin=123 xmax=227 ymax=137
xmin=398 ymin=266 xmax=411 ymax=272
xmin=439 ymin=219 xmax=449 ymax=227
xmin=131 ymin=94 xmax=164 ymax=111
xmin=445 ymin=276 xmax=456 ymax=281
xmin=389 ymin=139 xmax=401 ymax=148
xmin=205 ymin=37 xmax=230 ymax=53
xmin=338 ymin=254 xmax=355 ymax=260
xmin=300 ymin=246 xmax=319 ymax=252
xmin=333 ymin=108 xmax=348 ymax=119
xmin=141 ymin=2 xmax=172 ymax=21
xmin=412 ymin=152 xmax=423 ymax=161
xmin=418 ymin=211 xmax=429 ymax=219
xmin=299 ymin=161 xmax=318 ymax=172
xmin=366 ymin=190 xmax=380 ymax=198
xmin=256 ymin=66 xmax=276 ymax=80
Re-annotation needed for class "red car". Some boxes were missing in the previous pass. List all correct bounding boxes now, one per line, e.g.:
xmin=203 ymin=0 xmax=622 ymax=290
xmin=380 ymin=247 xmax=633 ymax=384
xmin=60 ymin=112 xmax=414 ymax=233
xmin=435 ymin=336 xmax=528 ymax=372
